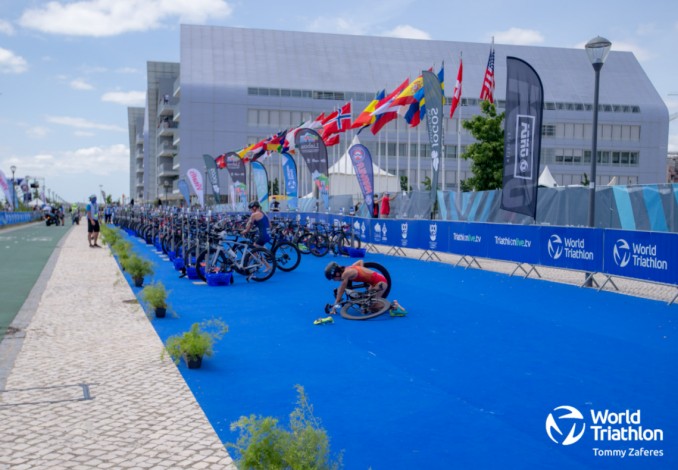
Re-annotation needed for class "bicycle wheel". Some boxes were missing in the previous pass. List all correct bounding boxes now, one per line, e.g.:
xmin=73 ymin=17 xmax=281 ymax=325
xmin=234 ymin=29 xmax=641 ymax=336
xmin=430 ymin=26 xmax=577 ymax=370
xmin=273 ymin=241 xmax=301 ymax=272
xmin=196 ymin=247 xmax=231 ymax=282
xmin=309 ymin=233 xmax=330 ymax=257
xmin=340 ymin=298 xmax=391 ymax=320
xmin=296 ymin=232 xmax=312 ymax=254
xmin=243 ymin=247 xmax=276 ymax=281
xmin=346 ymin=261 xmax=392 ymax=298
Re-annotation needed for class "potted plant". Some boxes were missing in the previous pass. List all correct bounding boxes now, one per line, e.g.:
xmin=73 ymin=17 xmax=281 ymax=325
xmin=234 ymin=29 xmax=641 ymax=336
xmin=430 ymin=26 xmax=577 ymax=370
xmin=164 ymin=319 xmax=228 ymax=369
xmin=111 ymin=239 xmax=132 ymax=266
xmin=140 ymin=282 xmax=169 ymax=318
xmin=122 ymin=254 xmax=154 ymax=287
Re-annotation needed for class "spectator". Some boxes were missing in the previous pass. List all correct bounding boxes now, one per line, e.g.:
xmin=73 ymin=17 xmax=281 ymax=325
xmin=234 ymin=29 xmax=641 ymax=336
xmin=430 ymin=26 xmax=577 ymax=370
xmin=380 ymin=192 xmax=397 ymax=218
xmin=372 ymin=194 xmax=379 ymax=218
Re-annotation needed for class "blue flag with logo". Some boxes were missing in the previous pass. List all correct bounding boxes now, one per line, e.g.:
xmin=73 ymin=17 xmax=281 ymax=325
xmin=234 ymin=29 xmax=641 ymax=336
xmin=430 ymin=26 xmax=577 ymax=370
xmin=281 ymin=152 xmax=298 ymax=210
xmin=347 ymin=136 xmax=374 ymax=216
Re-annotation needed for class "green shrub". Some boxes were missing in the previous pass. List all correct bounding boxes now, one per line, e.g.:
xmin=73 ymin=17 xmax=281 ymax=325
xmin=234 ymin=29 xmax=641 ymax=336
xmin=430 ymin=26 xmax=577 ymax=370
xmin=228 ymin=385 xmax=342 ymax=470
xmin=164 ymin=318 xmax=228 ymax=364
xmin=122 ymin=255 xmax=154 ymax=280
xmin=140 ymin=282 xmax=168 ymax=309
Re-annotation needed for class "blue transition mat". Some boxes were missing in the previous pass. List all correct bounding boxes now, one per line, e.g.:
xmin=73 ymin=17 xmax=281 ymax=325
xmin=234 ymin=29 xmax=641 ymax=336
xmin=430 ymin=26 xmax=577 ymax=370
xmin=121 ymin=232 xmax=677 ymax=470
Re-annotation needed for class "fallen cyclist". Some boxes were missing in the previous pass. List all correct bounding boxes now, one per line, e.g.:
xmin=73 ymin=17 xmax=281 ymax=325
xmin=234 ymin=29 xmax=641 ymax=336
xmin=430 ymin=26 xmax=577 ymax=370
xmin=322 ymin=260 xmax=406 ymax=319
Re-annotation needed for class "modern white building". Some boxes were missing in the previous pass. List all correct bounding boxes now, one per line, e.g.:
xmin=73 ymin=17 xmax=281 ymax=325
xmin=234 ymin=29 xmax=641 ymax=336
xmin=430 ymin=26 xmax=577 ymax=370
xmin=129 ymin=25 xmax=669 ymax=203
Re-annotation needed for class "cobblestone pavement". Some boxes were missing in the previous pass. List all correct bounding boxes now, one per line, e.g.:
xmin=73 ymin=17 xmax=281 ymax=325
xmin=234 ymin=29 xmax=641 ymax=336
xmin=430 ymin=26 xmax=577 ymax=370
xmin=0 ymin=225 xmax=236 ymax=469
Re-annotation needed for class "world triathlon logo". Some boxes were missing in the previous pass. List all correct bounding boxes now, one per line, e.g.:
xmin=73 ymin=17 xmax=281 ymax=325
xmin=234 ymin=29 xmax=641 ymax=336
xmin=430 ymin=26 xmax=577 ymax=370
xmin=545 ymin=406 xmax=586 ymax=446
xmin=547 ymin=234 xmax=564 ymax=260
xmin=613 ymin=239 xmax=632 ymax=268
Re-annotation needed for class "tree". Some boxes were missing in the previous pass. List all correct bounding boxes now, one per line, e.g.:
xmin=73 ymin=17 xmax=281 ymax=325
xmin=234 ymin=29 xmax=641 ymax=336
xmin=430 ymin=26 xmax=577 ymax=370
xmin=268 ymin=177 xmax=280 ymax=196
xmin=399 ymin=175 xmax=411 ymax=192
xmin=461 ymin=100 xmax=505 ymax=191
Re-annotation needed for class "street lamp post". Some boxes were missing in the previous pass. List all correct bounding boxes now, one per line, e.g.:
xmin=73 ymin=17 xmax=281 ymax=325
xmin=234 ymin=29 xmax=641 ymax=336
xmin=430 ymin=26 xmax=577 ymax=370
xmin=163 ymin=180 xmax=170 ymax=206
xmin=10 ymin=165 xmax=16 ymax=210
xmin=584 ymin=35 xmax=611 ymax=287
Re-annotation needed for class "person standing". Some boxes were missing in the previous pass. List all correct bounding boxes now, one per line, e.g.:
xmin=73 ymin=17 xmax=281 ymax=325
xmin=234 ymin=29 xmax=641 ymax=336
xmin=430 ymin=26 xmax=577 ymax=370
xmin=380 ymin=192 xmax=397 ymax=218
xmin=372 ymin=194 xmax=379 ymax=218
xmin=86 ymin=194 xmax=101 ymax=248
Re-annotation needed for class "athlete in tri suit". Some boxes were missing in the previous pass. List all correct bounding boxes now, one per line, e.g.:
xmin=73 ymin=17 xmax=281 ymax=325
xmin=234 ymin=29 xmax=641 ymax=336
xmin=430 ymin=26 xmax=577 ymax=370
xmin=242 ymin=200 xmax=271 ymax=246
xmin=324 ymin=260 xmax=388 ymax=314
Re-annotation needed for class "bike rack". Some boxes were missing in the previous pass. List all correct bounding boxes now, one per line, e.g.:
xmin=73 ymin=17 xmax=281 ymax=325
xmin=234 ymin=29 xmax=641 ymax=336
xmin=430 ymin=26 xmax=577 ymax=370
xmin=386 ymin=245 xmax=408 ymax=257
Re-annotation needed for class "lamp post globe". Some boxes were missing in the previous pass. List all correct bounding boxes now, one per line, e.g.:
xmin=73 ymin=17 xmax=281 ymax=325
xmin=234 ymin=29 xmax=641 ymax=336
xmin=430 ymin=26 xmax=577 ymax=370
xmin=584 ymin=35 xmax=611 ymax=287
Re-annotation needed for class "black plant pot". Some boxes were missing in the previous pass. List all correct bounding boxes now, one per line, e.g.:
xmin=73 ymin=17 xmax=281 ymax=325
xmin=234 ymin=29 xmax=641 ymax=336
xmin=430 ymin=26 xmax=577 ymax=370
xmin=155 ymin=307 xmax=166 ymax=318
xmin=133 ymin=276 xmax=144 ymax=287
xmin=184 ymin=355 xmax=203 ymax=369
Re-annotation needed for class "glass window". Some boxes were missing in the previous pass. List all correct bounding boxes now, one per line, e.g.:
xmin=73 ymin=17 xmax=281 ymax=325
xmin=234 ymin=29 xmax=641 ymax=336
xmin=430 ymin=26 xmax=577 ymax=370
xmin=291 ymin=111 xmax=302 ymax=125
xmin=269 ymin=88 xmax=280 ymax=96
xmin=545 ymin=102 xmax=556 ymax=110
xmin=621 ymin=125 xmax=631 ymax=140
xmin=542 ymin=124 xmax=556 ymax=137
xmin=631 ymin=126 xmax=640 ymax=141
xmin=248 ymin=87 xmax=258 ymax=95
xmin=574 ymin=124 xmax=584 ymax=139
xmin=269 ymin=110 xmax=279 ymax=127
xmin=630 ymin=152 xmax=639 ymax=165
xmin=247 ymin=109 xmax=258 ymax=125
xmin=612 ymin=125 xmax=622 ymax=140
xmin=600 ymin=151 xmax=610 ymax=164
xmin=291 ymin=89 xmax=301 ymax=97
xmin=281 ymin=89 xmax=291 ymax=97
xmin=621 ymin=152 xmax=630 ymax=165
xmin=258 ymin=88 xmax=269 ymax=96
xmin=301 ymin=90 xmax=312 ymax=98
xmin=612 ymin=151 xmax=620 ymax=164
xmin=258 ymin=109 xmax=268 ymax=126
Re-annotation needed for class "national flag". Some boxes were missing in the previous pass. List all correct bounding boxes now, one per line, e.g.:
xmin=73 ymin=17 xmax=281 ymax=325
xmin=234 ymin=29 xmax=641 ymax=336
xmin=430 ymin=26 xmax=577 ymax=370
xmin=411 ymin=65 xmax=444 ymax=127
xmin=308 ymin=112 xmax=325 ymax=130
xmin=322 ymin=102 xmax=352 ymax=136
xmin=480 ymin=40 xmax=495 ymax=103
xmin=215 ymin=153 xmax=227 ymax=169
xmin=323 ymin=133 xmax=340 ymax=147
xmin=370 ymin=78 xmax=410 ymax=135
xmin=350 ymin=89 xmax=385 ymax=130
xmin=450 ymin=57 xmax=463 ymax=118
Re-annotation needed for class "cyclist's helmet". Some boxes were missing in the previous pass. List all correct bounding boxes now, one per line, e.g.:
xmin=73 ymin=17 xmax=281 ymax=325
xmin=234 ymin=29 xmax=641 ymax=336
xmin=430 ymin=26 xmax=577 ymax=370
xmin=324 ymin=261 xmax=341 ymax=280
xmin=248 ymin=201 xmax=260 ymax=210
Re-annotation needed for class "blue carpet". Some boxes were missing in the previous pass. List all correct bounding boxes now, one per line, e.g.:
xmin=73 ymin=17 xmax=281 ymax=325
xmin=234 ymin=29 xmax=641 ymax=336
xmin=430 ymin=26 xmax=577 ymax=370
xmin=122 ymin=232 xmax=677 ymax=470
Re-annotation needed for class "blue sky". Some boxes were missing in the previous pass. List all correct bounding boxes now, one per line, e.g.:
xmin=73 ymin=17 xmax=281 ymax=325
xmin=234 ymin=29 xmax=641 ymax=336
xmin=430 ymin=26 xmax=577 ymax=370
xmin=1 ymin=0 xmax=677 ymax=203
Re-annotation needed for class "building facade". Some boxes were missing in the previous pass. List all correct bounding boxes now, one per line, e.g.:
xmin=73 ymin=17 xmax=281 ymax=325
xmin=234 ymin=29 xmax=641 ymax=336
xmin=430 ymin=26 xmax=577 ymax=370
xmin=129 ymin=25 xmax=669 ymax=204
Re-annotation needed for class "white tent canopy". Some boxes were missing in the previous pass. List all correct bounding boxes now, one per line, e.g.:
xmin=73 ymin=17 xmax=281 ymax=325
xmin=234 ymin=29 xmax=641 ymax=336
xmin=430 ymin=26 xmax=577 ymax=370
xmin=328 ymin=136 xmax=400 ymax=196
xmin=538 ymin=165 xmax=558 ymax=187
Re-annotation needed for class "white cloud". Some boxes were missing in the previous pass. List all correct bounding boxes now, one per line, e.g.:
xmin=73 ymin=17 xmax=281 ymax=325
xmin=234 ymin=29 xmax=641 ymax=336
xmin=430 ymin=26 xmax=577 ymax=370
xmin=0 ymin=19 xmax=15 ymax=35
xmin=493 ymin=27 xmax=544 ymax=46
xmin=2 ymin=144 xmax=130 ymax=178
xmin=116 ymin=67 xmax=139 ymax=74
xmin=19 ymin=0 xmax=233 ymax=37
xmin=26 ymin=127 xmax=51 ymax=139
xmin=0 ymin=47 xmax=28 ymax=74
xmin=307 ymin=16 xmax=366 ymax=36
xmin=382 ymin=25 xmax=431 ymax=40
xmin=101 ymin=90 xmax=145 ymax=106
xmin=71 ymin=78 xmax=94 ymax=90
xmin=74 ymin=131 xmax=96 ymax=137
xmin=46 ymin=115 xmax=126 ymax=132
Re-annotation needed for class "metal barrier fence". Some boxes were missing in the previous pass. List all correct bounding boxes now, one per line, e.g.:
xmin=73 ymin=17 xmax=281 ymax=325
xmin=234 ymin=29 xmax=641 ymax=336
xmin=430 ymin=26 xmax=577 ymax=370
xmin=0 ymin=212 xmax=42 ymax=227
xmin=286 ymin=212 xmax=678 ymax=303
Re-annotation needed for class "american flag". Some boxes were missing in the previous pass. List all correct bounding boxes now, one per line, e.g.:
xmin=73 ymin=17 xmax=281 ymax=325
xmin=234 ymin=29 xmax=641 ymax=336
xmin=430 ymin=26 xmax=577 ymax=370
xmin=479 ymin=43 xmax=495 ymax=104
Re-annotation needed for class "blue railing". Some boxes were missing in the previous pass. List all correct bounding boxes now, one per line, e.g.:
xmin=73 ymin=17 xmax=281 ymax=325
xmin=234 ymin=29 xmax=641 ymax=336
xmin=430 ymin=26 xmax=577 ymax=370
xmin=0 ymin=211 xmax=43 ymax=227
xmin=289 ymin=212 xmax=678 ymax=288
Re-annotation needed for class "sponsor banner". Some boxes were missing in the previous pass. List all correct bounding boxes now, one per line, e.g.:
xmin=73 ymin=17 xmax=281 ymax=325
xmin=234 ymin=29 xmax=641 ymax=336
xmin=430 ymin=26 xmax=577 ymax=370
xmin=347 ymin=138 xmax=375 ymax=216
xmin=484 ymin=222 xmax=540 ymax=264
xmin=539 ymin=227 xmax=603 ymax=272
xmin=202 ymin=154 xmax=221 ymax=202
xmin=371 ymin=219 xmax=400 ymax=246
xmin=295 ymin=128 xmax=329 ymax=209
xmin=0 ymin=170 xmax=13 ymax=211
xmin=602 ymin=229 xmax=677 ymax=285
xmin=251 ymin=161 xmax=269 ymax=212
xmin=281 ymin=152 xmax=298 ymax=210
xmin=448 ymin=221 xmax=488 ymax=258
xmin=403 ymin=220 xmax=449 ymax=253
xmin=423 ymin=70 xmax=444 ymax=204
xmin=177 ymin=179 xmax=191 ymax=205
xmin=186 ymin=168 xmax=204 ymax=207
xmin=502 ymin=57 xmax=544 ymax=218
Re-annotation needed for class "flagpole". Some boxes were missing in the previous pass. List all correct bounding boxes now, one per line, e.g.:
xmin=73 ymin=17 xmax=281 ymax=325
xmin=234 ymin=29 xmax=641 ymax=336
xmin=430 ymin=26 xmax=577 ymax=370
xmin=396 ymin=118 xmax=400 ymax=189
xmin=417 ymin=123 xmax=421 ymax=190
xmin=407 ymin=124 xmax=411 ymax=192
